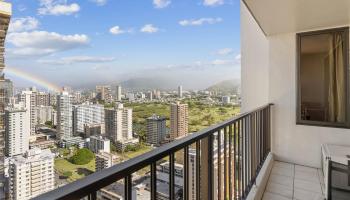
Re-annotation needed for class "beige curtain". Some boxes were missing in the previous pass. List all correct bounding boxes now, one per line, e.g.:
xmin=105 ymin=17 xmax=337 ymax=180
xmin=328 ymin=33 xmax=346 ymax=123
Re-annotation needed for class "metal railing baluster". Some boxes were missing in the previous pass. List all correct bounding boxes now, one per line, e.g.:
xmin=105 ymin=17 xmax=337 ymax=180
xmin=124 ymin=175 xmax=132 ymax=200
xmin=151 ymin=162 xmax=157 ymax=200
xmin=169 ymin=153 xmax=175 ymax=200
xmin=196 ymin=140 xmax=201 ymax=200
xmin=218 ymin=129 xmax=222 ymax=200
xmin=184 ymin=146 xmax=189 ymax=200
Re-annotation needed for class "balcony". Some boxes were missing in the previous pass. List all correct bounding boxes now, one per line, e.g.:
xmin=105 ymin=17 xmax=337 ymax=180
xmin=263 ymin=161 xmax=325 ymax=200
xmin=34 ymin=104 xmax=273 ymax=200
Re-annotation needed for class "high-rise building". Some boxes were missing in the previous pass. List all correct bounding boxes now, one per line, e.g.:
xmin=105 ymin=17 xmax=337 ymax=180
xmin=105 ymin=104 xmax=133 ymax=143
xmin=62 ymin=86 xmax=72 ymax=93
xmin=52 ymin=110 xmax=57 ymax=126
xmin=73 ymin=103 xmax=105 ymax=136
xmin=95 ymin=151 xmax=118 ymax=172
xmin=0 ymin=79 xmax=13 ymax=103
xmin=8 ymin=148 xmax=55 ymax=200
xmin=89 ymin=91 xmax=96 ymax=100
xmin=84 ymin=124 xmax=103 ymax=138
xmin=126 ymin=93 xmax=135 ymax=102
xmin=116 ymin=85 xmax=122 ymax=101
xmin=36 ymin=92 xmax=50 ymax=106
xmin=147 ymin=91 xmax=153 ymax=101
xmin=140 ymin=92 xmax=145 ymax=99
xmin=153 ymin=90 xmax=161 ymax=99
xmin=18 ymin=91 xmax=37 ymax=135
xmin=36 ymin=105 xmax=54 ymax=125
xmin=178 ymin=85 xmax=183 ymax=98
xmin=146 ymin=115 xmax=166 ymax=146
xmin=222 ymin=96 xmax=231 ymax=105
xmin=0 ymin=2 xmax=11 ymax=197
xmin=73 ymin=91 xmax=82 ymax=104
xmin=170 ymin=102 xmax=189 ymax=140
xmin=5 ymin=104 xmax=30 ymax=157
xmin=89 ymin=135 xmax=110 ymax=153
xmin=96 ymin=85 xmax=112 ymax=103
xmin=57 ymin=92 xmax=73 ymax=140
xmin=49 ymin=93 xmax=56 ymax=106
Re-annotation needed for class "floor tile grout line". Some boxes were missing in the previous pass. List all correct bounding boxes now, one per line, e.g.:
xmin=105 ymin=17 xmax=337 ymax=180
xmin=264 ymin=191 xmax=293 ymax=200
xmin=265 ymin=162 xmax=294 ymax=199
xmin=292 ymin=164 xmax=295 ymax=200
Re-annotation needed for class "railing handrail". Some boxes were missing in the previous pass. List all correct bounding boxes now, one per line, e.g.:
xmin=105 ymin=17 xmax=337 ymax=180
xmin=34 ymin=103 xmax=273 ymax=200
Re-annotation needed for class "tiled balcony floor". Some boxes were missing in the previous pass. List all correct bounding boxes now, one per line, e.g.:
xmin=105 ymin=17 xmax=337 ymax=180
xmin=263 ymin=161 xmax=325 ymax=200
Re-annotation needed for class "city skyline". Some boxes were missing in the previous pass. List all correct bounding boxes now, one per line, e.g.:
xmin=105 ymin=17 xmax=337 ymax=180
xmin=0 ymin=1 xmax=243 ymax=199
xmin=5 ymin=0 xmax=240 ymax=90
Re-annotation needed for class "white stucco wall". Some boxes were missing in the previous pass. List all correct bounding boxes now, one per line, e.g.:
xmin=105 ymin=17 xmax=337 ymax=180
xmin=241 ymin=3 xmax=350 ymax=168
xmin=241 ymin=1 xmax=269 ymax=112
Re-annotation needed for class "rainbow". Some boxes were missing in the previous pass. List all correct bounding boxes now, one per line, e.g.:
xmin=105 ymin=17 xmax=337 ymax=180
xmin=5 ymin=67 xmax=62 ymax=92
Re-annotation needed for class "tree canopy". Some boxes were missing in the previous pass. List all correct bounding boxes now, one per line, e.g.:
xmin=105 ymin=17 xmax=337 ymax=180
xmin=70 ymin=148 xmax=94 ymax=165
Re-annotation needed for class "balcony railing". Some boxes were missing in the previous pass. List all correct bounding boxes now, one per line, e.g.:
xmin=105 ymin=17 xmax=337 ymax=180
xmin=34 ymin=104 xmax=272 ymax=200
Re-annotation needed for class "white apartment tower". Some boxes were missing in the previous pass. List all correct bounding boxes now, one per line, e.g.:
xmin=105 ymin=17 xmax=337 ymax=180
xmin=146 ymin=115 xmax=166 ymax=146
xmin=73 ymin=103 xmax=105 ymax=136
xmin=57 ymin=92 xmax=73 ymax=140
xmin=170 ymin=102 xmax=188 ymax=140
xmin=5 ymin=104 xmax=30 ymax=157
xmin=89 ymin=135 xmax=110 ymax=153
xmin=36 ymin=105 xmax=54 ymax=125
xmin=105 ymin=103 xmax=132 ymax=143
xmin=73 ymin=92 xmax=82 ymax=104
xmin=178 ymin=85 xmax=183 ymax=98
xmin=8 ymin=148 xmax=55 ymax=200
xmin=116 ymin=85 xmax=122 ymax=101
xmin=36 ymin=92 xmax=50 ymax=106
xmin=222 ymin=96 xmax=231 ymax=105
xmin=18 ymin=91 xmax=37 ymax=135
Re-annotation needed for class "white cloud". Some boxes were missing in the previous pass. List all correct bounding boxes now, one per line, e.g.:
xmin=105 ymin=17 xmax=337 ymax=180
xmin=109 ymin=26 xmax=124 ymax=35
xmin=140 ymin=24 xmax=159 ymax=33
xmin=212 ymin=59 xmax=232 ymax=65
xmin=109 ymin=26 xmax=133 ymax=35
xmin=235 ymin=54 xmax=241 ymax=60
xmin=153 ymin=0 xmax=171 ymax=8
xmin=38 ymin=0 xmax=80 ymax=16
xmin=179 ymin=17 xmax=222 ymax=26
xmin=203 ymin=0 xmax=224 ymax=6
xmin=9 ymin=17 xmax=39 ymax=33
xmin=235 ymin=54 xmax=241 ymax=62
xmin=38 ymin=56 xmax=115 ymax=65
xmin=90 ymin=0 xmax=107 ymax=6
xmin=7 ymin=31 xmax=89 ymax=57
xmin=216 ymin=48 xmax=233 ymax=55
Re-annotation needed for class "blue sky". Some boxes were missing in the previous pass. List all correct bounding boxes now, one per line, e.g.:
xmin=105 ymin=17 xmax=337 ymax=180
xmin=5 ymin=0 xmax=240 ymax=89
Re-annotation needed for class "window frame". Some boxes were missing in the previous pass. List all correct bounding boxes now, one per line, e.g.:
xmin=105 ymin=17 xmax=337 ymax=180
xmin=296 ymin=27 xmax=350 ymax=128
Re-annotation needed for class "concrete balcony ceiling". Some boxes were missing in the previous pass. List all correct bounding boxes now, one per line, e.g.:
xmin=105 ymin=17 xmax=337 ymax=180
xmin=243 ymin=0 xmax=350 ymax=35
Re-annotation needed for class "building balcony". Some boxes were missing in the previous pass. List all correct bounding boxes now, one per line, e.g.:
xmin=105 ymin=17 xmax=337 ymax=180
xmin=34 ymin=104 xmax=273 ymax=200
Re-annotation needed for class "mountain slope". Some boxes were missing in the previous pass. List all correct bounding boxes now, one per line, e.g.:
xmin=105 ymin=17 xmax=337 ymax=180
xmin=206 ymin=80 xmax=240 ymax=94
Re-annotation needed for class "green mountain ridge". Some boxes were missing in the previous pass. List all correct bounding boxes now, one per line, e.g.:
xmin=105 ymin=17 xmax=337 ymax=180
xmin=206 ymin=80 xmax=240 ymax=94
